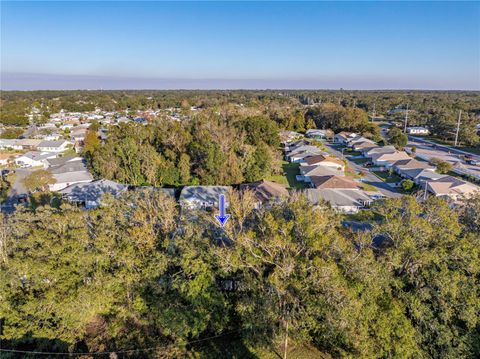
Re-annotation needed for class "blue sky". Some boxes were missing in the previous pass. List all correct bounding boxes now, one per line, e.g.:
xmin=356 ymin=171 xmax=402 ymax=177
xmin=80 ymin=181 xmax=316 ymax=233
xmin=1 ymin=1 xmax=479 ymax=90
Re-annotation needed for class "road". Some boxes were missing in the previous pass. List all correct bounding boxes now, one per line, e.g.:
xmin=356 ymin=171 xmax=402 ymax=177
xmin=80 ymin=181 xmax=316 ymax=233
xmin=407 ymin=137 xmax=480 ymax=181
xmin=324 ymin=143 xmax=402 ymax=198
xmin=1 ymin=168 xmax=30 ymax=213
xmin=408 ymin=136 xmax=480 ymax=161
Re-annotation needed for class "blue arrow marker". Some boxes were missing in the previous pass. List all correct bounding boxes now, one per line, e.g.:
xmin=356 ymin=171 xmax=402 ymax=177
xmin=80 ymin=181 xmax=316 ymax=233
xmin=214 ymin=194 xmax=230 ymax=227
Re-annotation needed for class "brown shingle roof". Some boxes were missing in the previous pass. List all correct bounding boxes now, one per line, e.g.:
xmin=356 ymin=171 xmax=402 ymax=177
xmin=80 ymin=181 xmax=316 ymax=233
xmin=304 ymin=155 xmax=344 ymax=166
xmin=240 ymin=180 xmax=290 ymax=203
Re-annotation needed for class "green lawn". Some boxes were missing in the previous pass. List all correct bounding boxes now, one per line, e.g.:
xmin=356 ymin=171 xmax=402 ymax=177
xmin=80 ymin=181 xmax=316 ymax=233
xmin=344 ymin=149 xmax=362 ymax=156
xmin=266 ymin=161 xmax=308 ymax=189
xmin=350 ymin=157 xmax=369 ymax=164
xmin=372 ymin=171 xmax=402 ymax=183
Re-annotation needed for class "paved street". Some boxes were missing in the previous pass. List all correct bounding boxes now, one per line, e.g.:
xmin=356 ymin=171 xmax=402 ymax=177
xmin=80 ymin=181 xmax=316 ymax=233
xmin=1 ymin=168 xmax=30 ymax=213
xmin=407 ymin=137 xmax=480 ymax=181
xmin=324 ymin=143 xmax=402 ymax=198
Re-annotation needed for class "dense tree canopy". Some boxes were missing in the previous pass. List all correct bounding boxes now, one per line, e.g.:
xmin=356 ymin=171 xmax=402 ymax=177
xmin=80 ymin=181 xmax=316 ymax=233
xmin=1 ymin=192 xmax=478 ymax=358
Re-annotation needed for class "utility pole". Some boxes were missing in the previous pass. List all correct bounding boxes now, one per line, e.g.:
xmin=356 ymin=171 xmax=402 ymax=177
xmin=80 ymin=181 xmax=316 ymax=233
xmin=403 ymin=104 xmax=409 ymax=133
xmin=454 ymin=110 xmax=462 ymax=147
xmin=423 ymin=180 xmax=428 ymax=201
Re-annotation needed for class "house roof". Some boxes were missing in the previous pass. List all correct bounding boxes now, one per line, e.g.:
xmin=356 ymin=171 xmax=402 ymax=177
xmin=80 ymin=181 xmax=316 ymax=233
xmin=365 ymin=146 xmax=396 ymax=156
xmin=393 ymin=159 xmax=433 ymax=170
xmin=16 ymin=139 xmax=42 ymax=147
xmin=60 ymin=179 xmax=127 ymax=202
xmin=300 ymin=165 xmax=344 ymax=177
xmin=371 ymin=151 xmax=411 ymax=162
xmin=49 ymin=159 xmax=88 ymax=174
xmin=288 ymin=145 xmax=322 ymax=156
xmin=303 ymin=155 xmax=344 ymax=167
xmin=17 ymin=151 xmax=56 ymax=161
xmin=401 ymin=168 xmax=445 ymax=181
xmin=38 ymin=140 xmax=69 ymax=148
xmin=240 ymin=180 xmax=289 ymax=203
xmin=179 ymin=186 xmax=231 ymax=205
xmin=427 ymin=176 xmax=480 ymax=196
xmin=47 ymin=156 xmax=82 ymax=167
xmin=53 ymin=170 xmax=94 ymax=184
xmin=310 ymin=175 xmax=360 ymax=189
xmin=304 ymin=188 xmax=371 ymax=207
xmin=289 ymin=150 xmax=324 ymax=159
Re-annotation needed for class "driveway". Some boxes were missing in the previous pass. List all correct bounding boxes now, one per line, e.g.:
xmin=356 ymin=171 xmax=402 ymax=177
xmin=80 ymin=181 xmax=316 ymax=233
xmin=1 ymin=168 xmax=31 ymax=213
xmin=325 ymin=143 xmax=402 ymax=198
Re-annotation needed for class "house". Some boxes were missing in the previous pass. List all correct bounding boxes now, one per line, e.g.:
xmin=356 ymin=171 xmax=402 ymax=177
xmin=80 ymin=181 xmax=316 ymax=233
xmin=392 ymin=159 xmax=435 ymax=176
xmin=371 ymin=151 xmax=411 ymax=168
xmin=427 ymin=176 xmax=480 ymax=201
xmin=0 ymin=139 xmax=22 ymax=150
xmin=406 ymin=127 xmax=429 ymax=135
xmin=353 ymin=141 xmax=378 ymax=152
xmin=240 ymin=180 xmax=289 ymax=207
xmin=14 ymin=151 xmax=57 ymax=168
xmin=48 ymin=158 xmax=93 ymax=191
xmin=304 ymin=188 xmax=373 ymax=214
xmin=59 ymin=179 xmax=127 ymax=209
xmin=280 ymin=131 xmax=303 ymax=144
xmin=37 ymin=140 xmax=71 ymax=153
xmin=288 ymin=150 xmax=325 ymax=163
xmin=305 ymin=129 xmax=330 ymax=140
xmin=298 ymin=165 xmax=344 ymax=183
xmin=284 ymin=140 xmax=311 ymax=153
xmin=179 ymin=186 xmax=231 ymax=210
xmin=15 ymin=139 xmax=42 ymax=150
xmin=301 ymin=155 xmax=345 ymax=170
xmin=333 ymin=132 xmax=357 ymax=144
xmin=364 ymin=146 xmax=397 ymax=158
xmin=347 ymin=135 xmax=375 ymax=147
xmin=401 ymin=169 xmax=446 ymax=185
xmin=310 ymin=175 xmax=360 ymax=189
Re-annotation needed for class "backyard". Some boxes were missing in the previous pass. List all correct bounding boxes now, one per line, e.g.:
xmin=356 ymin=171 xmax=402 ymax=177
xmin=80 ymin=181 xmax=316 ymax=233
xmin=267 ymin=161 xmax=309 ymax=189
xmin=372 ymin=170 xmax=402 ymax=183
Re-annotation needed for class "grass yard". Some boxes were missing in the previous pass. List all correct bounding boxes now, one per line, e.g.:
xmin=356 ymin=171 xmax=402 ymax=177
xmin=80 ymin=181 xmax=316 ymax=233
xmin=350 ymin=157 xmax=369 ymax=164
xmin=267 ymin=161 xmax=308 ymax=189
xmin=344 ymin=149 xmax=362 ymax=156
xmin=372 ymin=171 xmax=402 ymax=183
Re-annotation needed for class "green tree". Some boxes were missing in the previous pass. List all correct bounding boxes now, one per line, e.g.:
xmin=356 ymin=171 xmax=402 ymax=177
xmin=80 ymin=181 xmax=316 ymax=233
xmin=387 ymin=127 xmax=408 ymax=149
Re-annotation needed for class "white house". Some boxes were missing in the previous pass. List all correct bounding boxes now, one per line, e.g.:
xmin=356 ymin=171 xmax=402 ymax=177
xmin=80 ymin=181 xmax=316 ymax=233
xmin=14 ymin=152 xmax=57 ymax=168
xmin=305 ymin=129 xmax=329 ymax=140
xmin=0 ymin=139 xmax=23 ymax=150
xmin=406 ymin=127 xmax=429 ymax=135
xmin=333 ymin=132 xmax=357 ymax=144
xmin=37 ymin=140 xmax=71 ymax=153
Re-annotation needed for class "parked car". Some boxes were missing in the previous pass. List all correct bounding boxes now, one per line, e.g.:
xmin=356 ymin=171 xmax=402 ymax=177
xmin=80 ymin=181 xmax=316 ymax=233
xmin=467 ymin=159 xmax=480 ymax=166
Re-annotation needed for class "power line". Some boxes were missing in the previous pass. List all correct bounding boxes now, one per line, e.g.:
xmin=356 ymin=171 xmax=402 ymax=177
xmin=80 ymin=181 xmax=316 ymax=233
xmin=0 ymin=330 xmax=239 ymax=356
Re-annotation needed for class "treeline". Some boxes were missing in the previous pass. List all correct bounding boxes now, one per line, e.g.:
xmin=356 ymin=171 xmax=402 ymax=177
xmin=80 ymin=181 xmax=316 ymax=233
xmin=86 ymin=114 xmax=283 ymax=186
xmin=1 ymin=192 xmax=479 ymax=358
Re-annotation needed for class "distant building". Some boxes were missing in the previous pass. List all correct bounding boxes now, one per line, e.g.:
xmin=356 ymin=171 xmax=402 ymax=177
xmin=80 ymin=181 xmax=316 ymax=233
xmin=406 ymin=127 xmax=429 ymax=135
